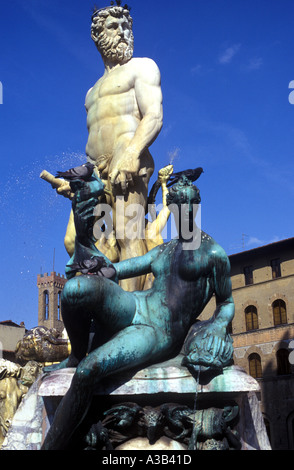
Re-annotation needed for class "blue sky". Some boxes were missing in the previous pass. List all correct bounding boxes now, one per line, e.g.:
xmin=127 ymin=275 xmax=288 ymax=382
xmin=1 ymin=0 xmax=294 ymax=329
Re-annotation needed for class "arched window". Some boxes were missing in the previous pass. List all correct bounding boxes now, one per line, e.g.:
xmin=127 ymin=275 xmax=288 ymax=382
xmin=276 ymin=349 xmax=291 ymax=375
xmin=43 ymin=290 xmax=49 ymax=320
xmin=58 ymin=291 xmax=62 ymax=320
xmin=271 ymin=258 xmax=281 ymax=279
xmin=244 ymin=265 xmax=253 ymax=285
xmin=245 ymin=305 xmax=259 ymax=331
xmin=249 ymin=353 xmax=262 ymax=378
xmin=273 ymin=299 xmax=287 ymax=326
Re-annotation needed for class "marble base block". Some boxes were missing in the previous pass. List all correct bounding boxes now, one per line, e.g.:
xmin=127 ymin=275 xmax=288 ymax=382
xmin=1 ymin=355 xmax=271 ymax=450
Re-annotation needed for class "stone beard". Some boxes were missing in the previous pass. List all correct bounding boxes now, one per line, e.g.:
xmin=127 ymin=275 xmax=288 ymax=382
xmin=91 ymin=8 xmax=134 ymax=63
xmin=98 ymin=28 xmax=134 ymax=62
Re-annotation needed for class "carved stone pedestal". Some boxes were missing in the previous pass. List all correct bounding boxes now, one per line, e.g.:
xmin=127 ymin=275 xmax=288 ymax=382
xmin=1 ymin=355 xmax=271 ymax=450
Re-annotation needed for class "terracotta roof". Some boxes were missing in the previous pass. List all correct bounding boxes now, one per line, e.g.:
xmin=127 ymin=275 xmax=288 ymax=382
xmin=0 ymin=320 xmax=24 ymax=328
xmin=229 ymin=237 xmax=294 ymax=260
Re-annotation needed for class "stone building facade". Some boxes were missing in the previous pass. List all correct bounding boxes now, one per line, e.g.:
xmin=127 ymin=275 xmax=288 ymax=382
xmin=0 ymin=320 xmax=26 ymax=362
xmin=201 ymin=237 xmax=294 ymax=450
xmin=37 ymin=272 xmax=67 ymax=332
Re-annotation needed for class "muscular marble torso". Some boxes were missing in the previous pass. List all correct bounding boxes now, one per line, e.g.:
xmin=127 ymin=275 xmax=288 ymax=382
xmin=85 ymin=57 xmax=161 ymax=177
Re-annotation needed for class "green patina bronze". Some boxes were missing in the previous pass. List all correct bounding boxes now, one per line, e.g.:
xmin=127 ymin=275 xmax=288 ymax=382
xmin=42 ymin=173 xmax=234 ymax=450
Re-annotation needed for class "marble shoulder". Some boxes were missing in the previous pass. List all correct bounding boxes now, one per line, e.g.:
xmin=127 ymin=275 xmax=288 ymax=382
xmin=131 ymin=57 xmax=161 ymax=81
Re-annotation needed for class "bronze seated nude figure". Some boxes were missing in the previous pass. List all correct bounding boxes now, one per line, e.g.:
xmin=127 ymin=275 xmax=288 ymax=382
xmin=41 ymin=172 xmax=234 ymax=450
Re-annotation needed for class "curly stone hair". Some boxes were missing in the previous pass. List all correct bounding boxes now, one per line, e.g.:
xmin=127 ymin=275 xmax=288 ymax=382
xmin=91 ymin=4 xmax=133 ymax=38
xmin=91 ymin=4 xmax=134 ymax=61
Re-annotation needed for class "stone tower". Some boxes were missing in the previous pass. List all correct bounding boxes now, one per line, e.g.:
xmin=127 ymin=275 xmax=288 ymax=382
xmin=37 ymin=272 xmax=67 ymax=332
